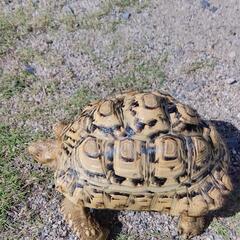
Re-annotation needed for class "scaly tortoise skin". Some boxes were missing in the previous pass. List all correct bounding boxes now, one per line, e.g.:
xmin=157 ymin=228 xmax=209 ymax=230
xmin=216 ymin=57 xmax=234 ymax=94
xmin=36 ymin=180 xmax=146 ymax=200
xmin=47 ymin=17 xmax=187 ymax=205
xmin=28 ymin=90 xmax=233 ymax=239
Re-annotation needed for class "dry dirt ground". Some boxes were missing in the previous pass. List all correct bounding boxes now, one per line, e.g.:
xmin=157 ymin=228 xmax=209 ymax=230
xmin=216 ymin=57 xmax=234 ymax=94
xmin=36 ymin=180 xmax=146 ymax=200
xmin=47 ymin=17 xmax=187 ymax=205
xmin=0 ymin=1 xmax=240 ymax=240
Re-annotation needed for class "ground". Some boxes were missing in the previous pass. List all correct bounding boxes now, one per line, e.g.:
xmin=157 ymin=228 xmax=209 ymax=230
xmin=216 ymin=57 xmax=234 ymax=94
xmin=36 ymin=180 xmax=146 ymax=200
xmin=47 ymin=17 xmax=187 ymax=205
xmin=0 ymin=0 xmax=240 ymax=239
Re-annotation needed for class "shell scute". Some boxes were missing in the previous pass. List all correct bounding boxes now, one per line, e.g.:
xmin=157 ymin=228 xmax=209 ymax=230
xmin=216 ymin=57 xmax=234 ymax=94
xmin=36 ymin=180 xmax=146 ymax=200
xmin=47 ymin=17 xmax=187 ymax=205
xmin=123 ymin=93 xmax=170 ymax=139
xmin=77 ymin=137 xmax=104 ymax=175
xmin=114 ymin=139 xmax=144 ymax=180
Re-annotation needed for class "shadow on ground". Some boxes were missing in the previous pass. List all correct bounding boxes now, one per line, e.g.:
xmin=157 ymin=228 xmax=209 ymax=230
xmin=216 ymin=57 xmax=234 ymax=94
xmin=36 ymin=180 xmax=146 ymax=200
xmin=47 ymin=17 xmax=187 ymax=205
xmin=93 ymin=209 xmax=122 ymax=240
xmin=210 ymin=121 xmax=240 ymax=219
xmin=93 ymin=120 xmax=240 ymax=240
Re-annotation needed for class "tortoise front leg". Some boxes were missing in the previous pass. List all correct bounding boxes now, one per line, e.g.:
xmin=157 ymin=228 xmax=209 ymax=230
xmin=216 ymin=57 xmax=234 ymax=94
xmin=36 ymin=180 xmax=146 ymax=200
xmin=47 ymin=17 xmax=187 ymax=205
xmin=178 ymin=212 xmax=205 ymax=238
xmin=61 ymin=198 xmax=109 ymax=240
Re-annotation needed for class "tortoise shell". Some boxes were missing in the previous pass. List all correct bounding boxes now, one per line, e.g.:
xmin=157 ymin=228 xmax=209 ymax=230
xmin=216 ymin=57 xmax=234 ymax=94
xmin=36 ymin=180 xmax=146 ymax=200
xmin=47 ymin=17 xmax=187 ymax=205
xmin=55 ymin=90 xmax=232 ymax=217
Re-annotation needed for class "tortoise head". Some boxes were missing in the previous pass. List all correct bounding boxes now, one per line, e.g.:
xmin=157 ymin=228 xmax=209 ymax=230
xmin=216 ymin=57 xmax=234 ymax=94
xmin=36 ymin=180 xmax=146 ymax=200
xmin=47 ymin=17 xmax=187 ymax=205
xmin=28 ymin=122 xmax=67 ymax=169
xmin=28 ymin=139 xmax=61 ymax=169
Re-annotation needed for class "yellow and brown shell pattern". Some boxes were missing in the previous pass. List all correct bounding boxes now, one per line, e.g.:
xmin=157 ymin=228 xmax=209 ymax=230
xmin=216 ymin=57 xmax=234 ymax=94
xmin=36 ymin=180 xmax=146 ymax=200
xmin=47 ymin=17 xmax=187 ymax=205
xmin=55 ymin=91 xmax=232 ymax=217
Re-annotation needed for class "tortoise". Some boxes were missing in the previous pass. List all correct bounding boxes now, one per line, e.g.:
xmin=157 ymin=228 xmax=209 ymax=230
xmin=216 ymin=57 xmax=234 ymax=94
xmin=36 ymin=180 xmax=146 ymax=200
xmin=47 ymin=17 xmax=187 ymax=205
xmin=28 ymin=90 xmax=233 ymax=239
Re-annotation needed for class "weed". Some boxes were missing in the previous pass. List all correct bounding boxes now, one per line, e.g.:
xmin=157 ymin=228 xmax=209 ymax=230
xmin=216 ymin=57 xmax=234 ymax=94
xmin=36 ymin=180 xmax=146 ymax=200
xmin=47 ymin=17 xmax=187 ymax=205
xmin=64 ymin=86 xmax=97 ymax=118
xmin=44 ymin=81 xmax=61 ymax=95
xmin=109 ymin=19 xmax=122 ymax=32
xmin=30 ymin=11 xmax=57 ymax=32
xmin=0 ymin=125 xmax=29 ymax=229
xmin=76 ymin=43 xmax=107 ymax=68
xmin=0 ymin=6 xmax=57 ymax=56
xmin=114 ymin=0 xmax=149 ymax=9
xmin=116 ymin=233 xmax=135 ymax=240
xmin=210 ymin=219 xmax=230 ymax=240
xmin=233 ymin=212 xmax=240 ymax=236
xmin=145 ymin=230 xmax=171 ymax=239
xmin=103 ymin=60 xmax=166 ymax=91
xmin=0 ymin=14 xmax=16 ymax=55
xmin=0 ymin=70 xmax=37 ymax=100
xmin=61 ymin=0 xmax=147 ymax=32
xmin=184 ymin=59 xmax=216 ymax=74
xmin=60 ymin=13 xmax=78 ymax=32
xmin=16 ymin=47 xmax=42 ymax=64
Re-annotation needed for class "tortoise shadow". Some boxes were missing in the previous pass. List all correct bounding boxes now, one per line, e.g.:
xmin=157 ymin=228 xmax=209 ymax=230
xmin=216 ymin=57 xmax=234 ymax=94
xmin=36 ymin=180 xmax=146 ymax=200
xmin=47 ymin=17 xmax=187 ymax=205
xmin=92 ymin=209 xmax=122 ymax=240
xmin=208 ymin=120 xmax=240 ymax=219
xmin=92 ymin=120 xmax=240 ymax=239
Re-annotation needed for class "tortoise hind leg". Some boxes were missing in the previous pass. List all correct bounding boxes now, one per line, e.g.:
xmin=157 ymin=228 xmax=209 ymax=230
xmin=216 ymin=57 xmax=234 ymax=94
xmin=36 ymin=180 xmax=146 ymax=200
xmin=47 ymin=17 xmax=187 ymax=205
xmin=178 ymin=212 xmax=205 ymax=238
xmin=61 ymin=198 xmax=109 ymax=240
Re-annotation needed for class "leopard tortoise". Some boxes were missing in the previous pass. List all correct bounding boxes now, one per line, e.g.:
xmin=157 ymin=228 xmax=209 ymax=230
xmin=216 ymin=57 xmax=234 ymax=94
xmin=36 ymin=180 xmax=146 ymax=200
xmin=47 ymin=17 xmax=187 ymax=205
xmin=28 ymin=90 xmax=233 ymax=239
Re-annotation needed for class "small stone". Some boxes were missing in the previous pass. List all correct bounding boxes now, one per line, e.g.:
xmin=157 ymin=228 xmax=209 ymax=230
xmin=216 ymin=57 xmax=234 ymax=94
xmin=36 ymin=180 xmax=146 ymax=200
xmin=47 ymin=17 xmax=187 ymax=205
xmin=226 ymin=78 xmax=237 ymax=85
xmin=25 ymin=64 xmax=36 ymax=74
xmin=121 ymin=11 xmax=131 ymax=20
xmin=47 ymin=183 xmax=54 ymax=189
xmin=211 ymin=111 xmax=219 ymax=119
xmin=232 ymin=149 xmax=237 ymax=155
xmin=200 ymin=0 xmax=218 ymax=12
xmin=46 ymin=39 xmax=53 ymax=44
xmin=201 ymin=0 xmax=210 ymax=9
xmin=213 ymin=235 xmax=223 ymax=240
xmin=209 ymin=6 xmax=218 ymax=13
xmin=237 ymin=113 xmax=240 ymax=119
xmin=60 ymin=229 xmax=67 ymax=237
xmin=229 ymin=51 xmax=236 ymax=58
xmin=186 ymin=83 xmax=198 ymax=91
xmin=52 ymin=224 xmax=58 ymax=229
xmin=205 ymin=236 xmax=214 ymax=240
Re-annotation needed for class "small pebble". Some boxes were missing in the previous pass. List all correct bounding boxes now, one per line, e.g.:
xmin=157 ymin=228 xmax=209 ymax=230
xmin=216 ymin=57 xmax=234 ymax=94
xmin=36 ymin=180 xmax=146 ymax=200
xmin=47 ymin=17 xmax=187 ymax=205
xmin=186 ymin=83 xmax=198 ymax=91
xmin=209 ymin=6 xmax=218 ymax=13
xmin=46 ymin=39 xmax=53 ymax=44
xmin=232 ymin=149 xmax=237 ymax=155
xmin=226 ymin=78 xmax=237 ymax=85
xmin=229 ymin=51 xmax=236 ymax=58
xmin=200 ymin=0 xmax=218 ymax=13
xmin=201 ymin=0 xmax=210 ymax=9
xmin=25 ymin=64 xmax=36 ymax=74
xmin=205 ymin=236 xmax=214 ymax=240
xmin=121 ymin=11 xmax=131 ymax=20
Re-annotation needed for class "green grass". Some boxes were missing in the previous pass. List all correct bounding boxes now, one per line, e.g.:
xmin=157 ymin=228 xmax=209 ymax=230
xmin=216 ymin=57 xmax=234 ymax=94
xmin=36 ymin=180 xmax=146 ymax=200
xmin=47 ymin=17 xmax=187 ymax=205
xmin=145 ymin=230 xmax=171 ymax=239
xmin=75 ymin=43 xmax=107 ymax=68
xmin=114 ymin=0 xmax=148 ymax=9
xmin=16 ymin=47 xmax=42 ymax=64
xmin=210 ymin=219 xmax=230 ymax=240
xmin=30 ymin=10 xmax=57 ymax=32
xmin=0 ymin=124 xmax=51 ymax=231
xmin=103 ymin=60 xmax=166 ymax=91
xmin=0 ymin=14 xmax=17 ymax=55
xmin=184 ymin=59 xmax=216 ymax=74
xmin=0 ymin=70 xmax=37 ymax=100
xmin=64 ymin=86 xmax=97 ymax=118
xmin=61 ymin=0 xmax=149 ymax=32
xmin=234 ymin=212 xmax=240 ymax=236
xmin=0 ymin=125 xmax=29 ymax=229
xmin=116 ymin=233 xmax=136 ymax=240
xmin=109 ymin=19 xmax=123 ymax=32
xmin=0 ymin=6 xmax=57 ymax=56
xmin=0 ymin=8 xmax=32 ymax=55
